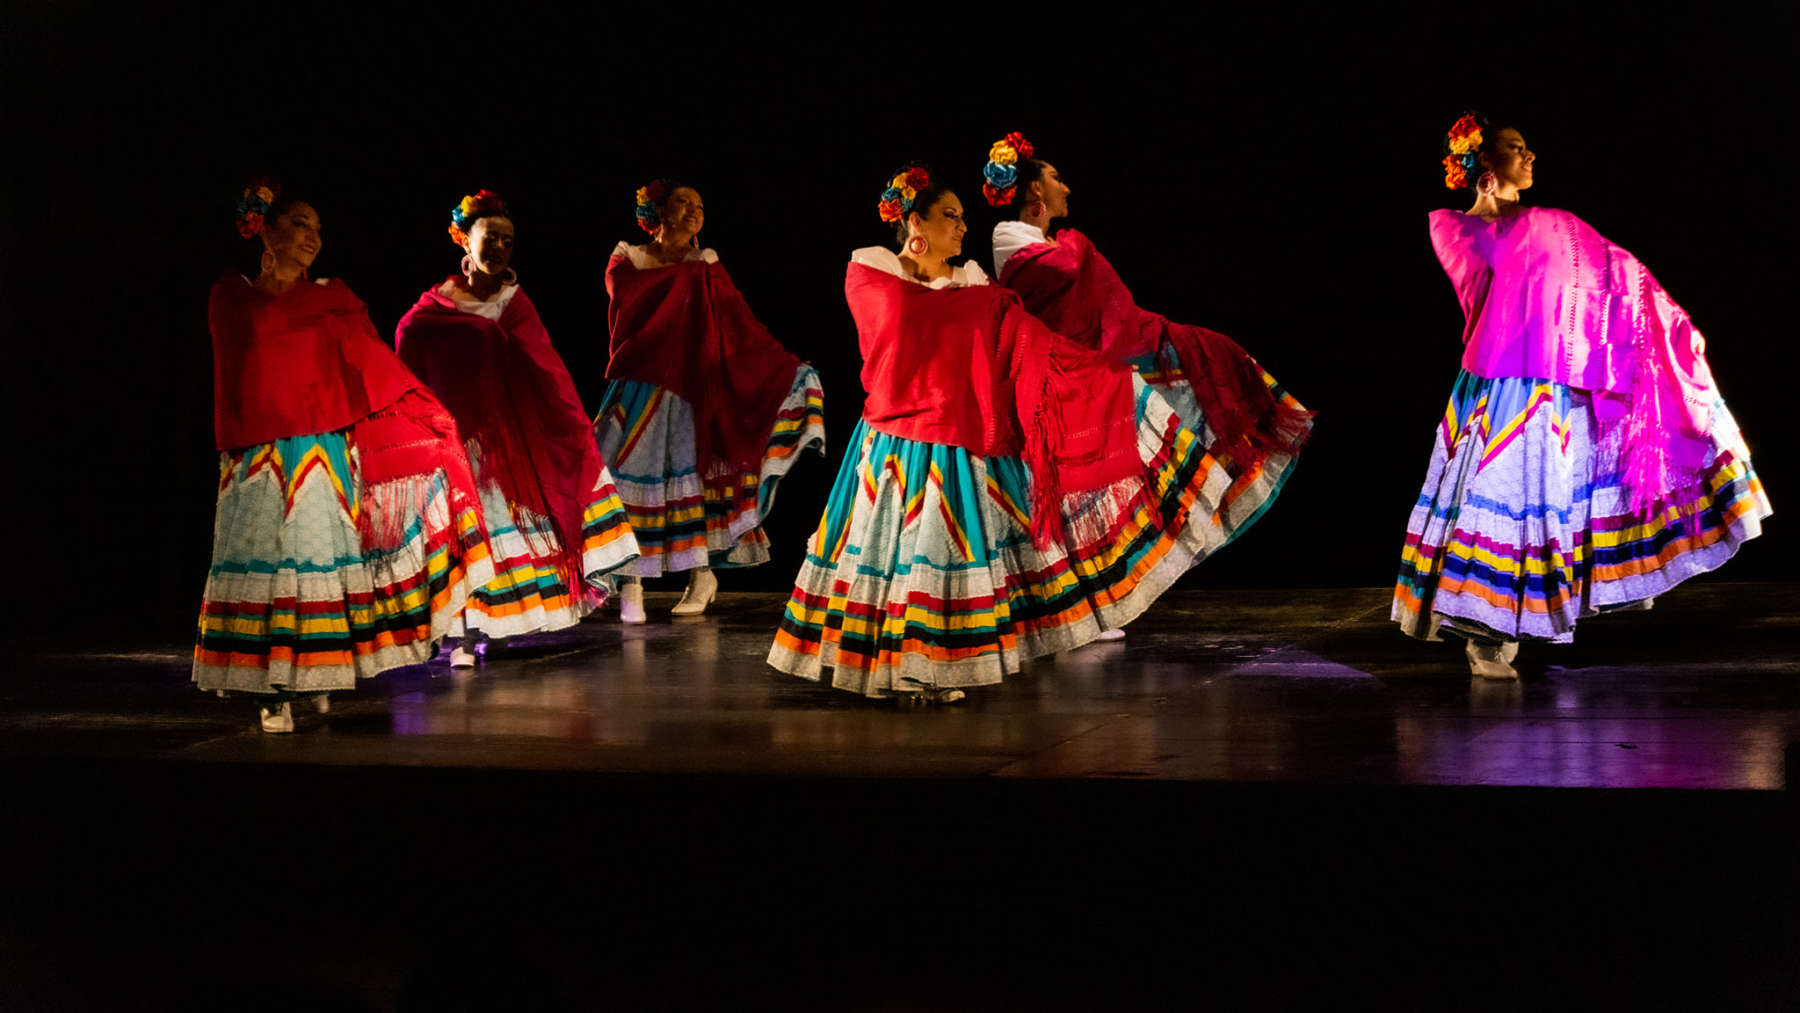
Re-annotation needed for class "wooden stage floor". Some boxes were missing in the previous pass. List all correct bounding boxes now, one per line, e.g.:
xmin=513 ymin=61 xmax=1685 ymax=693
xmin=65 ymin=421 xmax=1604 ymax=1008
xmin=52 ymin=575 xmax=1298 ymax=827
xmin=3 ymin=585 xmax=1796 ymax=1010
xmin=8 ymin=584 xmax=1798 ymax=788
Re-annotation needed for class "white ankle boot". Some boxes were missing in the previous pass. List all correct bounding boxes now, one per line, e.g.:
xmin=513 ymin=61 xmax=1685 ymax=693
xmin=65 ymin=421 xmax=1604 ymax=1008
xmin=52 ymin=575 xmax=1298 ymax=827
xmin=671 ymin=568 xmax=718 ymax=616
xmin=1465 ymin=639 xmax=1519 ymax=680
xmin=619 ymin=580 xmax=647 ymax=624
xmin=259 ymin=701 xmax=295 ymax=733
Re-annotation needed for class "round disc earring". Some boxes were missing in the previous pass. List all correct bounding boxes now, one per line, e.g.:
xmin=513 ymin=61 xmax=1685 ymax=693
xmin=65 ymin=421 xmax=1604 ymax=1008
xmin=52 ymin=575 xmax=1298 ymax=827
xmin=906 ymin=234 xmax=928 ymax=255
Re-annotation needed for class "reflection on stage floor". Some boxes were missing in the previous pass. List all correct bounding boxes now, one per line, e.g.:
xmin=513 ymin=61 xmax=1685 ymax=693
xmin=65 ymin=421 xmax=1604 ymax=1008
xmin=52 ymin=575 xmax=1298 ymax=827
xmin=10 ymin=584 xmax=1797 ymax=789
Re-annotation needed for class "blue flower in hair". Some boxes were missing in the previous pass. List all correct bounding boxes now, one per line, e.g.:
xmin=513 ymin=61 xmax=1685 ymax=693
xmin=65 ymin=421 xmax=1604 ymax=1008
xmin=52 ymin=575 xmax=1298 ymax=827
xmin=1459 ymin=152 xmax=1478 ymax=171
xmin=983 ymin=162 xmax=1018 ymax=189
xmin=882 ymin=186 xmax=904 ymax=204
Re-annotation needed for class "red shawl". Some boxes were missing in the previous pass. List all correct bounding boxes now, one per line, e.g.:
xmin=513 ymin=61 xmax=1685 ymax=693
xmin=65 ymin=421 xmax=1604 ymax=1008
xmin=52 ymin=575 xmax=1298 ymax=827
xmin=395 ymin=283 xmax=604 ymax=592
xmin=604 ymin=252 xmax=803 ymax=479
xmin=209 ymin=276 xmax=421 ymax=451
xmin=846 ymin=261 xmax=1140 ymax=547
xmin=1001 ymin=228 xmax=1312 ymax=471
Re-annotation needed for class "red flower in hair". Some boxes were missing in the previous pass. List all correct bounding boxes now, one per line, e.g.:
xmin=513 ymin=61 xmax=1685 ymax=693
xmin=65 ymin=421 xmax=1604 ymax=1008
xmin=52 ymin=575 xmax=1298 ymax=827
xmin=903 ymin=167 xmax=931 ymax=191
xmin=981 ymin=182 xmax=1016 ymax=207
xmin=645 ymin=179 xmax=669 ymax=204
xmin=236 ymin=212 xmax=264 ymax=238
xmin=1004 ymin=132 xmax=1033 ymax=161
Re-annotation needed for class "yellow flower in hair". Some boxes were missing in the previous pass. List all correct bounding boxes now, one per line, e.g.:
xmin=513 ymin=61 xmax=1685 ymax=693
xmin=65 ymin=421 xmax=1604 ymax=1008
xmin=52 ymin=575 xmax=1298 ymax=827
xmin=899 ymin=185 xmax=917 ymax=202
xmin=891 ymin=173 xmax=912 ymax=191
xmin=255 ymin=186 xmax=274 ymax=203
xmin=459 ymin=196 xmax=478 ymax=216
xmin=635 ymin=186 xmax=650 ymax=204
xmin=1448 ymin=133 xmax=1481 ymax=155
xmin=988 ymin=143 xmax=1018 ymax=166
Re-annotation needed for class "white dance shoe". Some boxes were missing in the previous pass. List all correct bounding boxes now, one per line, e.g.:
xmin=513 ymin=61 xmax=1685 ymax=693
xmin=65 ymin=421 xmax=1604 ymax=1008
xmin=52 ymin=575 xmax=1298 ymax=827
xmin=259 ymin=701 xmax=295 ymax=734
xmin=620 ymin=581 xmax=647 ymax=624
xmin=449 ymin=644 xmax=477 ymax=668
xmin=1095 ymin=628 xmax=1127 ymax=642
xmin=671 ymin=568 xmax=718 ymax=616
xmin=1465 ymin=639 xmax=1519 ymax=680
xmin=313 ymin=694 xmax=331 ymax=714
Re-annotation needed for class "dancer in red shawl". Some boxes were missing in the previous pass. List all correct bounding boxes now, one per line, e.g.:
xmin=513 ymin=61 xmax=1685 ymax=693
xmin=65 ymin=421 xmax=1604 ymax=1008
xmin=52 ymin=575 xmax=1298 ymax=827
xmin=769 ymin=163 xmax=1242 ymax=701
xmin=596 ymin=180 xmax=826 ymax=622
xmin=197 ymin=183 xmax=494 ymax=732
xmin=396 ymin=190 xmax=639 ymax=667
xmin=985 ymin=133 xmax=1313 ymax=578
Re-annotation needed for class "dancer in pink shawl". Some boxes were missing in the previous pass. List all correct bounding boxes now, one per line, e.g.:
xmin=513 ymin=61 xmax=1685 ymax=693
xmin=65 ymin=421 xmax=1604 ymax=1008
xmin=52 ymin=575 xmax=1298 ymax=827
xmin=396 ymin=190 xmax=638 ymax=667
xmin=985 ymin=132 xmax=1312 ymax=586
xmin=1394 ymin=112 xmax=1771 ymax=678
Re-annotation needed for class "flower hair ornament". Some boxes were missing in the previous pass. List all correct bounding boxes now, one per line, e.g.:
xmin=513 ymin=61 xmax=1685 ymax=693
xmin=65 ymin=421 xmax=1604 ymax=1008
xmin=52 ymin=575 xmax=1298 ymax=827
xmin=981 ymin=131 xmax=1034 ymax=206
xmin=877 ymin=164 xmax=933 ymax=223
xmin=635 ymin=179 xmax=671 ymax=234
xmin=234 ymin=178 xmax=280 ymax=238
xmin=449 ymin=189 xmax=507 ymax=246
xmin=1441 ymin=113 xmax=1483 ymax=190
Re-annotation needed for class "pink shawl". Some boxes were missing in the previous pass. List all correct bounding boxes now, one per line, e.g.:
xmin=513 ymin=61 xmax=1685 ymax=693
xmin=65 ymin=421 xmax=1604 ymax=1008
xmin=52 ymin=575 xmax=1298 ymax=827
xmin=1430 ymin=208 xmax=1716 ymax=509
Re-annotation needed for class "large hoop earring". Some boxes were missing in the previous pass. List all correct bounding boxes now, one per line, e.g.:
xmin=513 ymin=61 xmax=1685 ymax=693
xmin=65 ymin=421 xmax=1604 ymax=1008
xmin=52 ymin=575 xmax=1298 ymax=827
xmin=906 ymin=234 xmax=928 ymax=256
xmin=260 ymin=249 xmax=277 ymax=274
xmin=1028 ymin=201 xmax=1046 ymax=218
xmin=461 ymin=254 xmax=475 ymax=277
xmin=502 ymin=268 xmax=518 ymax=285
xmin=1477 ymin=171 xmax=1497 ymax=196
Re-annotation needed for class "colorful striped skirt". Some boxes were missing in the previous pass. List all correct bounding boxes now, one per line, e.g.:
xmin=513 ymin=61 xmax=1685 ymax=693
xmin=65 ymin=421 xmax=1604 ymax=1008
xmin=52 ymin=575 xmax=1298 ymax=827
xmin=1393 ymin=371 xmax=1771 ymax=643
xmin=194 ymin=393 xmax=495 ymax=694
xmin=457 ymin=441 xmax=640 ymax=638
xmin=768 ymin=379 xmax=1240 ymax=697
xmin=1127 ymin=340 xmax=1307 ymax=552
xmin=594 ymin=365 xmax=826 ymax=577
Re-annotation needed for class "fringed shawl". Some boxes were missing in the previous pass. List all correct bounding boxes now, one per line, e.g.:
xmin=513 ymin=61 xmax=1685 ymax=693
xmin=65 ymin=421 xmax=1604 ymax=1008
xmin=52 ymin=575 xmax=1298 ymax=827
xmin=845 ymin=256 xmax=1139 ymax=547
xmin=209 ymin=276 xmax=420 ymax=451
xmin=1001 ymin=228 xmax=1313 ymax=472
xmin=604 ymin=250 xmax=803 ymax=479
xmin=395 ymin=283 xmax=603 ymax=592
xmin=1430 ymin=208 xmax=1716 ymax=510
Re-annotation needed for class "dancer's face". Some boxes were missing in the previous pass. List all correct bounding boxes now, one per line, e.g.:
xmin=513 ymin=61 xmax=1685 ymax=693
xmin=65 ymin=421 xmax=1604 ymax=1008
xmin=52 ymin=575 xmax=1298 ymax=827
xmin=263 ymin=202 xmax=322 ymax=272
xmin=1032 ymin=162 xmax=1070 ymax=217
xmin=661 ymin=187 xmax=705 ymax=238
xmin=466 ymin=215 xmax=515 ymax=276
xmin=909 ymin=192 xmax=966 ymax=258
xmin=1482 ymin=129 xmax=1535 ymax=192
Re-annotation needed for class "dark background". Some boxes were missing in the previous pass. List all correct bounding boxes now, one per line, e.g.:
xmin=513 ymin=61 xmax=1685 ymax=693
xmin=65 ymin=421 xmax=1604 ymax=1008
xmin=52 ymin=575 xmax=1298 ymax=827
xmin=10 ymin=3 xmax=1793 ymax=640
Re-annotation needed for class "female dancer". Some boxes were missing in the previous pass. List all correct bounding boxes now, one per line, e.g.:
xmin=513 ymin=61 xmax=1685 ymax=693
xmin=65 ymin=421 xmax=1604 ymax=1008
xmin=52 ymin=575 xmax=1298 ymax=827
xmin=395 ymin=190 xmax=639 ymax=666
xmin=197 ymin=182 xmax=494 ymax=731
xmin=986 ymin=132 xmax=1312 ymax=558
xmin=768 ymin=164 xmax=1240 ymax=701
xmin=596 ymin=180 xmax=826 ymax=622
xmin=1394 ymin=113 xmax=1771 ymax=678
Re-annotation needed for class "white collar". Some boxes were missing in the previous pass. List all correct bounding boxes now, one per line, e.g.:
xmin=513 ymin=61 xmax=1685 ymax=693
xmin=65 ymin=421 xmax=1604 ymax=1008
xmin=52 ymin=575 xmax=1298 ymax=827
xmin=991 ymin=221 xmax=1049 ymax=279
xmin=448 ymin=282 xmax=519 ymax=320
xmin=612 ymin=240 xmax=719 ymax=269
xmin=850 ymin=246 xmax=990 ymax=289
